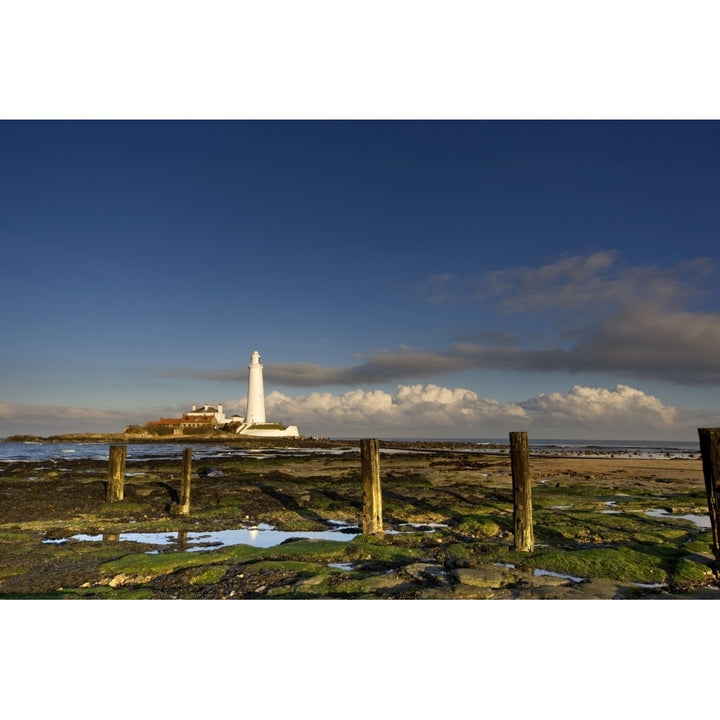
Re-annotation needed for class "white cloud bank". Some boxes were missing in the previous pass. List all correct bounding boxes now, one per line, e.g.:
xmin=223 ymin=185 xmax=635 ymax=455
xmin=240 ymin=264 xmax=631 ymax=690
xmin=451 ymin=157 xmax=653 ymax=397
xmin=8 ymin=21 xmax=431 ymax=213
xmin=3 ymin=384 xmax=717 ymax=440
xmin=257 ymin=383 xmax=711 ymax=440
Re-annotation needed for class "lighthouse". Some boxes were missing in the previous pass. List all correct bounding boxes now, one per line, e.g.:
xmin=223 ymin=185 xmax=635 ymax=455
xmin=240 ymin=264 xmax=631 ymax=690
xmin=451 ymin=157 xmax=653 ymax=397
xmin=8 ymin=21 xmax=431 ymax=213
xmin=245 ymin=350 xmax=266 ymax=425
xmin=236 ymin=350 xmax=299 ymax=437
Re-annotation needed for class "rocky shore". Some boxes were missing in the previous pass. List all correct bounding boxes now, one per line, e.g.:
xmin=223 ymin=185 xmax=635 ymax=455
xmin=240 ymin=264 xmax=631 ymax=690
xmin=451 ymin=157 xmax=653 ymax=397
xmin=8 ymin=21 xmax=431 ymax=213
xmin=0 ymin=441 xmax=717 ymax=599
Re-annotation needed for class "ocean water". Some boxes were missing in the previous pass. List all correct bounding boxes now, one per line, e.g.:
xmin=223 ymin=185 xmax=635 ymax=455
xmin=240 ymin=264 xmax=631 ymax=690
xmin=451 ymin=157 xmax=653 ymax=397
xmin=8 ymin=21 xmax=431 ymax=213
xmin=474 ymin=438 xmax=701 ymax=459
xmin=0 ymin=438 xmax=702 ymax=462
xmin=0 ymin=441 xmax=359 ymax=463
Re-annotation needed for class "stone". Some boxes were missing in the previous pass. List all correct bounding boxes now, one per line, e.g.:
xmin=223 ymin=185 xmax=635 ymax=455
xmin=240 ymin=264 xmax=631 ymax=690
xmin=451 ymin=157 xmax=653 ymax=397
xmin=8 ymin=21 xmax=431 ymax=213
xmin=404 ymin=563 xmax=449 ymax=583
xmin=452 ymin=565 xmax=515 ymax=588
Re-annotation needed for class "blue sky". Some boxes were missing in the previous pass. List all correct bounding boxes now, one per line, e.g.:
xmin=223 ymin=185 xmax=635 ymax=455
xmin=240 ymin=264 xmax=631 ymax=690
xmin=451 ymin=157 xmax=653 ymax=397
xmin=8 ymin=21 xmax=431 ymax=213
xmin=1 ymin=120 xmax=719 ymax=439
xmin=4 ymin=4 xmax=718 ymax=701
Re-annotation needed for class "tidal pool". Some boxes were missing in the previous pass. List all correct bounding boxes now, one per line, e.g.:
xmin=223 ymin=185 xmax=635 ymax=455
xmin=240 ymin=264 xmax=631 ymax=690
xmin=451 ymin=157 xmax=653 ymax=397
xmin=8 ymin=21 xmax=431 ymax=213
xmin=645 ymin=508 xmax=711 ymax=529
xmin=44 ymin=523 xmax=361 ymax=552
xmin=495 ymin=562 xmax=585 ymax=583
xmin=43 ymin=519 xmax=446 ymax=553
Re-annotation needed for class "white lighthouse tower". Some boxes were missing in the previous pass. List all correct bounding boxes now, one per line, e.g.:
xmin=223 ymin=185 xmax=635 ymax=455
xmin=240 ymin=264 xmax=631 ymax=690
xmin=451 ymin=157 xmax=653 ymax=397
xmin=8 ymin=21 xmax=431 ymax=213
xmin=236 ymin=349 xmax=299 ymax=437
xmin=245 ymin=349 xmax=266 ymax=425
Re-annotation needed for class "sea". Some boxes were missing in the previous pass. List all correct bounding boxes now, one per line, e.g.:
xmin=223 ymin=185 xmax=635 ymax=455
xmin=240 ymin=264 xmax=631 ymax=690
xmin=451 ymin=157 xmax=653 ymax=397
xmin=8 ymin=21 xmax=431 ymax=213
xmin=0 ymin=438 xmax=702 ymax=463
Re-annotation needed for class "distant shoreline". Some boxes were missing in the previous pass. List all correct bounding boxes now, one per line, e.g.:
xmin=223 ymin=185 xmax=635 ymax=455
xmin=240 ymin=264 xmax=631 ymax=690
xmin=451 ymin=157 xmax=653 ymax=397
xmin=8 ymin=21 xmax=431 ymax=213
xmin=1 ymin=432 xmax=349 ymax=447
xmin=1 ymin=433 xmax=498 ymax=453
xmin=0 ymin=433 xmax=702 ymax=463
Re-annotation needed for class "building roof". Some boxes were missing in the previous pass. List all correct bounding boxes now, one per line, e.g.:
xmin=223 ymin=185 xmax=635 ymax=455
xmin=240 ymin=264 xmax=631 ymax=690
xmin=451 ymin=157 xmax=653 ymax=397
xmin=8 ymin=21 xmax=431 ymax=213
xmin=187 ymin=405 xmax=218 ymax=414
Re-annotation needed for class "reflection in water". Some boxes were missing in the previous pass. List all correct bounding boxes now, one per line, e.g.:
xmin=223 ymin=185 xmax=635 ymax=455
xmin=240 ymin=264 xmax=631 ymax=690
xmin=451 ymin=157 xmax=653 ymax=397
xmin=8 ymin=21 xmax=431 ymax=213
xmin=44 ymin=523 xmax=360 ymax=552
xmin=645 ymin=508 xmax=711 ymax=529
xmin=328 ymin=562 xmax=355 ymax=570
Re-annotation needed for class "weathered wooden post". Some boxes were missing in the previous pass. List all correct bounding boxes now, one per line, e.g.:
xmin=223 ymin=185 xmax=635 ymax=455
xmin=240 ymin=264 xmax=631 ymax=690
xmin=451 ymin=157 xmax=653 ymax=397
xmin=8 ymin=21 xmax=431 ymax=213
xmin=697 ymin=428 xmax=720 ymax=575
xmin=106 ymin=444 xmax=126 ymax=503
xmin=360 ymin=438 xmax=383 ymax=534
xmin=510 ymin=431 xmax=534 ymax=552
xmin=179 ymin=447 xmax=192 ymax=516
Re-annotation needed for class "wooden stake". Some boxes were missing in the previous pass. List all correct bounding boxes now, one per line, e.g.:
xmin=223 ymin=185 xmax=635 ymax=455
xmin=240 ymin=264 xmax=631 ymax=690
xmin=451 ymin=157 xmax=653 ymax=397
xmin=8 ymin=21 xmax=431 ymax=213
xmin=106 ymin=444 xmax=126 ymax=503
xmin=698 ymin=428 xmax=720 ymax=574
xmin=360 ymin=438 xmax=383 ymax=534
xmin=179 ymin=447 xmax=192 ymax=515
xmin=510 ymin=431 xmax=534 ymax=552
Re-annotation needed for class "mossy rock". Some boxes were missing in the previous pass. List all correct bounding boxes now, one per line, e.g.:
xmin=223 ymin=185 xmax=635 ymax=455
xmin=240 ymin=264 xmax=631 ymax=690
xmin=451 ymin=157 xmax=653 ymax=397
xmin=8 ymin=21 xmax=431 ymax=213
xmin=331 ymin=571 xmax=410 ymax=596
xmin=190 ymin=564 xmax=230 ymax=586
xmin=242 ymin=559 xmax=331 ymax=575
xmin=528 ymin=546 xmax=668 ymax=583
xmin=454 ymin=516 xmax=503 ymax=539
xmin=343 ymin=535 xmax=424 ymax=564
xmin=99 ymin=544 xmax=258 ymax=580
xmin=683 ymin=532 xmax=715 ymax=557
xmin=444 ymin=542 xmax=477 ymax=562
xmin=258 ymin=538 xmax=350 ymax=563
xmin=671 ymin=557 xmax=715 ymax=589
xmin=0 ymin=530 xmax=37 ymax=543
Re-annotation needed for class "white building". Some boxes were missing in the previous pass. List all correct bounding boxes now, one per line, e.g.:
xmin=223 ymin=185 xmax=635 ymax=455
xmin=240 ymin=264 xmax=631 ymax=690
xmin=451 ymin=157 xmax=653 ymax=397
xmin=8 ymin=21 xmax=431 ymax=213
xmin=187 ymin=404 xmax=227 ymax=425
xmin=148 ymin=351 xmax=299 ymax=438
xmin=235 ymin=350 xmax=299 ymax=438
xmin=245 ymin=350 xmax=266 ymax=425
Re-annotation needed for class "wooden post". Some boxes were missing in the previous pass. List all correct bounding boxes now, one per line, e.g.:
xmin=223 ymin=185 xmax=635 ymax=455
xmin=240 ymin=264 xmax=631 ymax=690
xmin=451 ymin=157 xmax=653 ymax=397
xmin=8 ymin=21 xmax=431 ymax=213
xmin=360 ymin=438 xmax=383 ymax=534
xmin=179 ymin=447 xmax=192 ymax=516
xmin=510 ymin=431 xmax=534 ymax=552
xmin=106 ymin=444 xmax=126 ymax=503
xmin=698 ymin=428 xmax=720 ymax=575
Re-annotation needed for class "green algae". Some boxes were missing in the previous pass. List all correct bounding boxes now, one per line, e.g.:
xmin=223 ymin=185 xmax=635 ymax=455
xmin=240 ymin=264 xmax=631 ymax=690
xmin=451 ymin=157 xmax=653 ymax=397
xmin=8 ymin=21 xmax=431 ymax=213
xmin=342 ymin=534 xmax=425 ymax=565
xmin=98 ymin=543 xmax=260 ymax=579
xmin=526 ymin=546 xmax=669 ymax=583
xmin=684 ymin=531 xmax=714 ymax=556
xmin=671 ymin=557 xmax=715 ymax=589
xmin=190 ymin=564 xmax=230 ymax=586
xmin=453 ymin=515 xmax=504 ymax=539
xmin=1 ymin=445 xmax=717 ymax=599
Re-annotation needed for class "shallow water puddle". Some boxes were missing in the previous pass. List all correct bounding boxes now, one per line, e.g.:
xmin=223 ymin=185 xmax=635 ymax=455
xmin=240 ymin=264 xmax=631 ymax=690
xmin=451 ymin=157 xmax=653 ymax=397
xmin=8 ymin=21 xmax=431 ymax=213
xmin=645 ymin=508 xmax=711 ymax=529
xmin=533 ymin=568 xmax=585 ymax=583
xmin=495 ymin=562 xmax=585 ymax=583
xmin=601 ymin=503 xmax=621 ymax=514
xmin=44 ymin=523 xmax=361 ymax=551
xmin=43 ymin=519 xmax=445 ymax=553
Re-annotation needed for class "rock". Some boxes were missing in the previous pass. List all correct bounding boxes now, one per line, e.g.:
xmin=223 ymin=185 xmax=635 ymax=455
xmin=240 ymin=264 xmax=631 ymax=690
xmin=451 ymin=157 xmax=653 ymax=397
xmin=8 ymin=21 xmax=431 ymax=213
xmin=520 ymin=571 xmax=576 ymax=587
xmin=199 ymin=467 xmax=223 ymax=478
xmin=452 ymin=565 xmax=516 ymax=588
xmin=404 ymin=563 xmax=449 ymax=583
xmin=519 ymin=585 xmax=591 ymax=599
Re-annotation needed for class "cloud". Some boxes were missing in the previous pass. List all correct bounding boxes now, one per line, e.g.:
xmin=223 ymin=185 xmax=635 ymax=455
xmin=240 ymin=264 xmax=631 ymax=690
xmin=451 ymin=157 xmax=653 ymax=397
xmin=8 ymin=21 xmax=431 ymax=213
xmin=422 ymin=251 xmax=711 ymax=312
xmin=313 ymin=252 xmax=720 ymax=386
xmin=4 ymin=383 xmax=715 ymax=440
xmin=257 ymin=383 xmax=702 ymax=439
xmin=0 ymin=402 xmax=149 ymax=436
xmin=167 ymin=349 xmax=478 ymax=387
xmin=263 ymin=384 xmax=529 ymax=436
xmin=164 ymin=251 xmax=720 ymax=387
xmin=518 ymin=384 xmax=678 ymax=432
xmin=568 ymin=306 xmax=720 ymax=383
